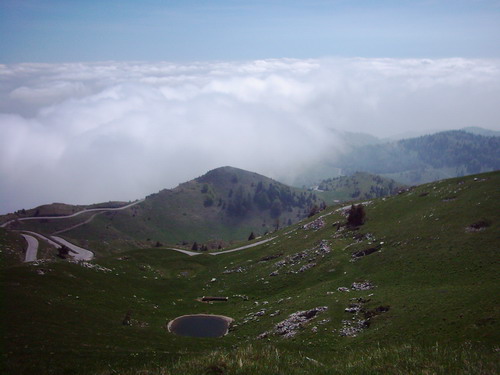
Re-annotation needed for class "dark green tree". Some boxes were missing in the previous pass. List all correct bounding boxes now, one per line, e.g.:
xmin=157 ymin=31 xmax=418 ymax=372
xmin=347 ymin=204 xmax=366 ymax=227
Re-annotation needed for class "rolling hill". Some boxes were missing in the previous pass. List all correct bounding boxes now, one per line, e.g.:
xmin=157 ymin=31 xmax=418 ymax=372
xmin=1 ymin=170 xmax=498 ymax=374
xmin=315 ymin=172 xmax=405 ymax=203
xmin=2 ymin=167 xmax=323 ymax=254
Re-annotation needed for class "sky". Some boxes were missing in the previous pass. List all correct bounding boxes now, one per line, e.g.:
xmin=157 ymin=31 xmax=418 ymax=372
xmin=1 ymin=1 xmax=500 ymax=213
xmin=1 ymin=0 xmax=500 ymax=62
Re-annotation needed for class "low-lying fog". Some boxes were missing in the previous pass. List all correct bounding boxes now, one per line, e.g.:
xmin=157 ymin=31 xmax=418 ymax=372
xmin=1 ymin=58 xmax=499 ymax=213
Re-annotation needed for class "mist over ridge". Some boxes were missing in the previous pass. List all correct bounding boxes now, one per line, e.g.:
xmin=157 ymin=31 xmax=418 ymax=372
xmin=1 ymin=57 xmax=500 ymax=213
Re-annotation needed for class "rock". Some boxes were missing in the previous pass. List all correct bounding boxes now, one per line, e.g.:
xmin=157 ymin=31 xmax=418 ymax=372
xmin=303 ymin=218 xmax=326 ymax=231
xmin=298 ymin=263 xmax=316 ymax=273
xmin=259 ymin=306 xmax=328 ymax=339
xmin=351 ymin=281 xmax=376 ymax=291
xmin=337 ymin=287 xmax=350 ymax=292
xmin=223 ymin=266 xmax=245 ymax=274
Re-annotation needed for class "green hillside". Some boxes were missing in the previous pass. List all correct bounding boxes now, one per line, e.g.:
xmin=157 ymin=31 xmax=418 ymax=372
xmin=6 ymin=167 xmax=322 ymax=254
xmin=2 ymin=171 xmax=499 ymax=374
xmin=315 ymin=172 xmax=405 ymax=203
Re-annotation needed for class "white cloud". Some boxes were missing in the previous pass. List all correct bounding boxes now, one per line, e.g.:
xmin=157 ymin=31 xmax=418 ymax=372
xmin=1 ymin=58 xmax=499 ymax=213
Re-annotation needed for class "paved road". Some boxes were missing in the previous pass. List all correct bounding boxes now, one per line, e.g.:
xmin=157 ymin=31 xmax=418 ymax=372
xmin=1 ymin=199 xmax=145 ymax=228
xmin=53 ymin=213 xmax=100 ymax=235
xmin=3 ymin=201 xmax=143 ymax=262
xmin=21 ymin=231 xmax=61 ymax=248
xmin=167 ymin=237 xmax=277 ymax=257
xmin=166 ymin=248 xmax=203 ymax=256
xmin=51 ymin=236 xmax=94 ymax=261
xmin=21 ymin=234 xmax=38 ymax=262
xmin=210 ymin=237 xmax=277 ymax=255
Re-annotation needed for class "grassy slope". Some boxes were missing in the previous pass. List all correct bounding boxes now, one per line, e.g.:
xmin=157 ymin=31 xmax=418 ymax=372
xmin=316 ymin=172 xmax=405 ymax=203
xmin=1 ymin=171 xmax=499 ymax=374
xmin=13 ymin=167 xmax=319 ymax=253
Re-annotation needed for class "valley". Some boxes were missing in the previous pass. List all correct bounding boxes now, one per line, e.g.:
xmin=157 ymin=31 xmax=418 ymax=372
xmin=1 ymin=170 xmax=498 ymax=374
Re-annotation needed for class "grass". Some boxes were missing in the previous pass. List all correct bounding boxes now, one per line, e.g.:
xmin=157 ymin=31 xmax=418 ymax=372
xmin=1 ymin=171 xmax=499 ymax=374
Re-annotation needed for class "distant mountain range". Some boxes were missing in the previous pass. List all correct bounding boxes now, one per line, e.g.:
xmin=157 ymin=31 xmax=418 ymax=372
xmin=336 ymin=130 xmax=500 ymax=185
xmin=2 ymin=128 xmax=499 ymax=251
xmin=293 ymin=128 xmax=500 ymax=187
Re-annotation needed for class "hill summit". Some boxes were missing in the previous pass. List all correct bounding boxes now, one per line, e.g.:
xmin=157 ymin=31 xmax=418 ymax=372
xmin=9 ymin=166 xmax=323 ymax=253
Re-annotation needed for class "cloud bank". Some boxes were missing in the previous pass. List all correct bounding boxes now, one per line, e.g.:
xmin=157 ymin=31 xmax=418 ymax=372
xmin=1 ymin=58 xmax=500 ymax=213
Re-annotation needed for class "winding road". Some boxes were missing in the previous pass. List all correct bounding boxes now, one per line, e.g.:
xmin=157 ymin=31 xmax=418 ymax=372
xmin=5 ymin=200 xmax=144 ymax=262
xmin=0 ymin=199 xmax=145 ymax=229
xmin=21 ymin=234 xmax=38 ymax=262
xmin=7 ymin=199 xmax=275 ymax=262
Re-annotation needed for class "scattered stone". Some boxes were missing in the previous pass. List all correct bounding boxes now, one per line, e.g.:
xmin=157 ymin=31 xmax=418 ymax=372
xmin=303 ymin=217 xmax=325 ymax=231
xmin=269 ymin=270 xmax=279 ymax=277
xmin=258 ymin=306 xmax=328 ymax=339
xmin=223 ymin=266 xmax=245 ymax=274
xmin=339 ymin=319 xmax=369 ymax=337
xmin=442 ymin=196 xmax=457 ymax=202
xmin=351 ymin=281 xmax=376 ymax=291
xmin=273 ymin=240 xmax=331 ymax=273
xmin=298 ymin=263 xmax=316 ymax=273
xmin=36 ymin=269 xmax=46 ymax=275
xmin=69 ymin=260 xmax=112 ymax=273
xmin=337 ymin=287 xmax=350 ymax=292
xmin=339 ymin=298 xmax=389 ymax=337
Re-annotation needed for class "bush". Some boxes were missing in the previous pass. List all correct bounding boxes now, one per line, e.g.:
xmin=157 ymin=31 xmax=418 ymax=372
xmin=347 ymin=204 xmax=366 ymax=227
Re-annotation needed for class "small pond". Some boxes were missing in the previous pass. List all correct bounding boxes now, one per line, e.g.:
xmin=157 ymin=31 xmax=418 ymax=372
xmin=168 ymin=314 xmax=233 ymax=338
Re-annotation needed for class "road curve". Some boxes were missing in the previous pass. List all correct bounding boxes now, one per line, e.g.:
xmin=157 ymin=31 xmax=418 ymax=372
xmin=21 ymin=231 xmax=61 ymax=248
xmin=166 ymin=248 xmax=203 ymax=256
xmin=21 ymin=234 xmax=38 ymax=262
xmin=1 ymin=199 xmax=145 ymax=228
xmin=51 ymin=236 xmax=94 ymax=261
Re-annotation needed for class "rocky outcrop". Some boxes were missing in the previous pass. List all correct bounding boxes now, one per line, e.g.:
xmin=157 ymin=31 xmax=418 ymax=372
xmin=338 ymin=297 xmax=389 ymax=337
xmin=258 ymin=306 xmax=328 ymax=339
xmin=273 ymin=240 xmax=331 ymax=274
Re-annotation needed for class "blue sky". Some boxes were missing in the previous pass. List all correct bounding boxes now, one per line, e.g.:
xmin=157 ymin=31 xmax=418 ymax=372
xmin=1 ymin=0 xmax=500 ymax=62
xmin=1 ymin=1 xmax=500 ymax=213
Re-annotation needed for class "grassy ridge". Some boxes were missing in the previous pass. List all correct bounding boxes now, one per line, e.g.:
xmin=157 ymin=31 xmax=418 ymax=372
xmin=1 ymin=171 xmax=499 ymax=374
xmin=316 ymin=171 xmax=404 ymax=203
xmin=10 ymin=166 xmax=322 ymax=252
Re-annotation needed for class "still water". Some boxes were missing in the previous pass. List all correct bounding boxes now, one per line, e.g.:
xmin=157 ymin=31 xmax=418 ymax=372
xmin=168 ymin=314 xmax=232 ymax=338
